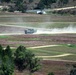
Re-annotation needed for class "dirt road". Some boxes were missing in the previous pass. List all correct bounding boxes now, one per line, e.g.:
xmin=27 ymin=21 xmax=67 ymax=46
xmin=28 ymin=45 xmax=61 ymax=49
xmin=36 ymin=53 xmax=72 ymax=58
xmin=46 ymin=6 xmax=76 ymax=11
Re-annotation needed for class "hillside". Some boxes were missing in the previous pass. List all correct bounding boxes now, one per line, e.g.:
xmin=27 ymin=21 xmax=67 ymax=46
xmin=51 ymin=0 xmax=76 ymax=8
xmin=19 ymin=0 xmax=76 ymax=9
xmin=0 ymin=0 xmax=76 ymax=10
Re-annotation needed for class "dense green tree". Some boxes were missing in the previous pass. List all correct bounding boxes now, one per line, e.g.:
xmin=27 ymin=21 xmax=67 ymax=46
xmin=5 ymin=45 xmax=12 ymax=57
xmin=25 ymin=51 xmax=41 ymax=75
xmin=29 ymin=0 xmax=33 ymax=3
xmin=14 ymin=45 xmax=27 ymax=71
xmin=59 ymin=0 xmax=68 ymax=5
xmin=37 ymin=0 xmax=56 ymax=9
xmin=57 ymin=0 xmax=68 ymax=7
xmin=14 ymin=45 xmax=41 ymax=75
xmin=15 ymin=0 xmax=27 ymax=12
xmin=1 ymin=0 xmax=11 ymax=3
xmin=36 ymin=1 xmax=45 ymax=9
xmin=0 ymin=45 xmax=3 ymax=56
xmin=48 ymin=72 xmax=54 ymax=75
xmin=41 ymin=0 xmax=56 ymax=6
xmin=70 ymin=64 xmax=76 ymax=75
xmin=0 ymin=45 xmax=14 ymax=75
xmin=0 ymin=45 xmax=41 ymax=75
xmin=28 ymin=57 xmax=41 ymax=75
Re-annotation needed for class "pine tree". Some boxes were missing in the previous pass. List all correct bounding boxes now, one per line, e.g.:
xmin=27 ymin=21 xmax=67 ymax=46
xmin=14 ymin=45 xmax=41 ymax=75
xmin=0 ymin=45 xmax=14 ymax=75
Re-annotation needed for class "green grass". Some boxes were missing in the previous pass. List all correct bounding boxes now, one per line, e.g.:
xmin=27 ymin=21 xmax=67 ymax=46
xmin=59 ymin=54 xmax=76 ymax=61
xmin=47 ymin=22 xmax=76 ymax=28
xmin=0 ymin=13 xmax=76 ymax=28
xmin=0 ymin=22 xmax=76 ymax=29
xmin=0 ymin=35 xmax=9 ymax=38
xmin=29 ymin=45 xmax=76 ymax=54
xmin=28 ymin=45 xmax=76 ymax=61
xmin=29 ymin=48 xmax=64 ymax=56
xmin=42 ymin=45 xmax=76 ymax=54
xmin=12 ymin=44 xmax=76 ymax=61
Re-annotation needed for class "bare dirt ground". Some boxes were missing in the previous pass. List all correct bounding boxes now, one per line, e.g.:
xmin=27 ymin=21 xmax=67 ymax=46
xmin=0 ymin=33 xmax=76 ymax=47
xmin=0 ymin=25 xmax=25 ymax=34
xmin=15 ymin=60 xmax=76 ymax=75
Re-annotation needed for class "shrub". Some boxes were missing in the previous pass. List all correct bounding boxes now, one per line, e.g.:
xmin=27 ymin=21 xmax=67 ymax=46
xmin=48 ymin=72 xmax=54 ymax=75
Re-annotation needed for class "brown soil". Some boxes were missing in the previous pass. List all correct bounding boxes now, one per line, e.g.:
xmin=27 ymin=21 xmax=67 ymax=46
xmin=0 ymin=33 xmax=76 ymax=47
xmin=15 ymin=60 xmax=76 ymax=75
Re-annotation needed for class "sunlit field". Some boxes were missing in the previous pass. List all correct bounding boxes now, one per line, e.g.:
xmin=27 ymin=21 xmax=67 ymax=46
xmin=0 ymin=12 xmax=76 ymax=75
xmin=28 ymin=45 xmax=76 ymax=61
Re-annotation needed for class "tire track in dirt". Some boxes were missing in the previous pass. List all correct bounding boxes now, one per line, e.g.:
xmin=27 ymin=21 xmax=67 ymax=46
xmin=28 ymin=45 xmax=61 ymax=49
xmin=36 ymin=53 xmax=73 ymax=58
xmin=3 ymin=45 xmax=75 ymax=62
xmin=0 ymin=33 xmax=24 ymax=35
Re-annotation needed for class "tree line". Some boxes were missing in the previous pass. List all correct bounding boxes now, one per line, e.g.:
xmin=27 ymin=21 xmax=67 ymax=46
xmin=0 ymin=45 xmax=41 ymax=75
xmin=0 ymin=0 xmax=69 ymax=12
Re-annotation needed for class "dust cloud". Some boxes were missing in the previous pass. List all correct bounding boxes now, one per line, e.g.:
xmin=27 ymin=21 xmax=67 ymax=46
xmin=34 ymin=25 xmax=76 ymax=34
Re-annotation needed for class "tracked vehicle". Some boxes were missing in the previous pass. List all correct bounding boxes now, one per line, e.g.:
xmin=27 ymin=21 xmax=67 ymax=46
xmin=24 ymin=29 xmax=37 ymax=34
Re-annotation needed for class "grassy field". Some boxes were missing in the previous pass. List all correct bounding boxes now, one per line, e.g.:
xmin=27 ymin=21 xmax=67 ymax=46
xmin=0 ymin=34 xmax=76 ymax=47
xmin=8 ymin=22 xmax=76 ymax=28
xmin=0 ymin=12 xmax=76 ymax=75
xmin=0 ymin=12 xmax=76 ymax=29
xmin=0 ymin=22 xmax=76 ymax=30
xmin=0 ymin=12 xmax=76 ymax=23
xmin=28 ymin=45 xmax=76 ymax=61
xmin=14 ymin=45 xmax=76 ymax=75
xmin=14 ymin=43 xmax=76 ymax=75
xmin=0 ymin=34 xmax=76 ymax=61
